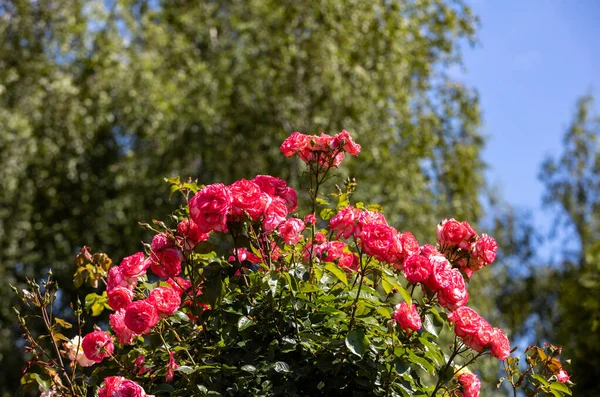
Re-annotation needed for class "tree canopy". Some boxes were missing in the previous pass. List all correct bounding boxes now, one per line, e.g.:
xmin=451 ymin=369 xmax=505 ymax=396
xmin=0 ymin=0 xmax=485 ymax=394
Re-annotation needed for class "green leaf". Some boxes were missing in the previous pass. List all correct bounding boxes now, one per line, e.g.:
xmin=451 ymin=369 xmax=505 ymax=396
xmin=346 ymin=328 xmax=368 ymax=357
xmin=241 ymin=365 xmax=257 ymax=372
xmin=274 ymin=361 xmax=291 ymax=373
xmin=381 ymin=278 xmax=393 ymax=294
xmin=238 ymin=316 xmax=252 ymax=331
xmin=175 ymin=365 xmax=196 ymax=375
xmin=324 ymin=263 xmax=349 ymax=286
xmin=422 ymin=314 xmax=438 ymax=338
xmin=530 ymin=374 xmax=549 ymax=387
xmin=407 ymin=351 xmax=435 ymax=373
xmin=54 ymin=317 xmax=72 ymax=329
xmin=320 ymin=208 xmax=336 ymax=220
xmin=550 ymin=382 xmax=572 ymax=395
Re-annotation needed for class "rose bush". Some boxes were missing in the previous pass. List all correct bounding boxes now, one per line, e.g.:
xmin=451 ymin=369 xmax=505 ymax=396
xmin=14 ymin=131 xmax=572 ymax=396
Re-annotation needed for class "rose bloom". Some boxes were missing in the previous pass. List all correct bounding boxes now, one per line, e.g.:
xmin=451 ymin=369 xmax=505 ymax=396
xmin=448 ymin=307 xmax=494 ymax=353
xmin=557 ymin=369 xmax=570 ymax=383
xmin=252 ymin=175 xmax=289 ymax=197
xmin=262 ymin=196 xmax=288 ymax=232
xmin=189 ymin=183 xmax=232 ymax=233
xmin=329 ymin=206 xmax=360 ymax=239
xmin=457 ymin=371 xmax=481 ymax=397
xmin=338 ymin=252 xmax=359 ymax=271
xmin=280 ymin=131 xmax=310 ymax=157
xmin=420 ymin=244 xmax=441 ymax=258
xmin=148 ymin=286 xmax=182 ymax=317
xmin=119 ymin=252 xmax=148 ymax=280
xmin=166 ymin=277 xmax=192 ymax=296
xmin=278 ymin=218 xmax=305 ymax=245
xmin=426 ymin=255 xmax=453 ymax=291
xmin=304 ymin=213 xmax=316 ymax=225
xmin=469 ymin=234 xmax=498 ymax=270
xmin=489 ymin=327 xmax=511 ymax=360
xmin=356 ymin=210 xmax=387 ymax=234
xmin=437 ymin=268 xmax=469 ymax=311
xmin=150 ymin=248 xmax=183 ymax=279
xmin=403 ymin=254 xmax=432 ymax=284
xmin=107 ymin=266 xmax=136 ymax=291
xmin=177 ymin=219 xmax=209 ymax=250
xmin=98 ymin=376 xmax=151 ymax=397
xmin=360 ymin=223 xmax=402 ymax=264
xmin=394 ymin=302 xmax=422 ymax=332
xmin=124 ymin=299 xmax=159 ymax=334
xmin=229 ymin=179 xmax=266 ymax=221
xmin=109 ymin=309 xmax=137 ymax=345
xmin=63 ymin=336 xmax=95 ymax=367
xmin=436 ymin=218 xmax=468 ymax=247
xmin=107 ymin=286 xmax=134 ymax=311
xmin=333 ymin=129 xmax=361 ymax=156
xmin=81 ymin=330 xmax=114 ymax=363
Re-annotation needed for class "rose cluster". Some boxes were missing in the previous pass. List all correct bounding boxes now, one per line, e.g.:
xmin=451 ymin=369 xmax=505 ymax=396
xmin=280 ymin=129 xmax=361 ymax=168
xmin=448 ymin=307 xmax=511 ymax=360
xmin=436 ymin=218 xmax=498 ymax=276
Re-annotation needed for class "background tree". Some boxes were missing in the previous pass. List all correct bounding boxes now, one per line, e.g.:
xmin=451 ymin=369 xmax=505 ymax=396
xmin=536 ymin=95 xmax=600 ymax=395
xmin=0 ymin=0 xmax=486 ymax=394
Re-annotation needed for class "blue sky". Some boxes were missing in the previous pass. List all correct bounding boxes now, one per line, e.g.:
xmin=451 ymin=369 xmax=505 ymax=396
xmin=458 ymin=0 xmax=600 ymax=250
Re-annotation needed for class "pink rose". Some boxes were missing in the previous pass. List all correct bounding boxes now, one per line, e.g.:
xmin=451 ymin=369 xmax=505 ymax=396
xmin=150 ymin=248 xmax=183 ymax=279
xmin=229 ymin=179 xmax=266 ymax=221
xmin=166 ymin=277 xmax=192 ymax=297
xmin=489 ymin=327 xmax=511 ymax=360
xmin=177 ymin=219 xmax=209 ymax=250
xmin=329 ymin=206 xmax=360 ymax=239
xmin=280 ymin=187 xmax=298 ymax=213
xmin=189 ymin=183 xmax=232 ymax=233
xmin=262 ymin=197 xmax=288 ymax=232
xmin=98 ymin=376 xmax=150 ymax=397
xmin=278 ymin=218 xmax=306 ymax=245
xmin=437 ymin=268 xmax=469 ymax=311
xmin=338 ymin=252 xmax=359 ymax=271
xmin=107 ymin=266 xmax=136 ymax=291
xmin=420 ymin=244 xmax=441 ymax=258
xmin=81 ymin=330 xmax=114 ymax=363
xmin=436 ymin=218 xmax=468 ymax=247
xmin=119 ymin=252 xmax=148 ymax=280
xmin=280 ymin=132 xmax=310 ymax=157
xmin=448 ymin=307 xmax=494 ymax=353
xmin=63 ymin=336 xmax=94 ymax=367
xmin=108 ymin=286 xmax=134 ymax=311
xmin=403 ymin=254 xmax=432 ymax=284
xmin=426 ymin=255 xmax=453 ymax=291
xmin=393 ymin=302 xmax=422 ymax=332
xmin=252 ymin=175 xmax=288 ymax=197
xmin=457 ymin=371 xmax=481 ymax=397
xmin=304 ymin=213 xmax=316 ymax=225
xmin=333 ymin=129 xmax=361 ymax=156
xmin=356 ymin=210 xmax=387 ymax=234
xmin=470 ymin=234 xmax=498 ymax=269
xmin=109 ymin=309 xmax=137 ymax=345
xmin=557 ymin=369 xmax=570 ymax=383
xmin=151 ymin=233 xmax=174 ymax=251
xmin=360 ymin=223 xmax=402 ymax=263
xmin=124 ymin=299 xmax=159 ymax=334
xmin=148 ymin=286 xmax=181 ymax=317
